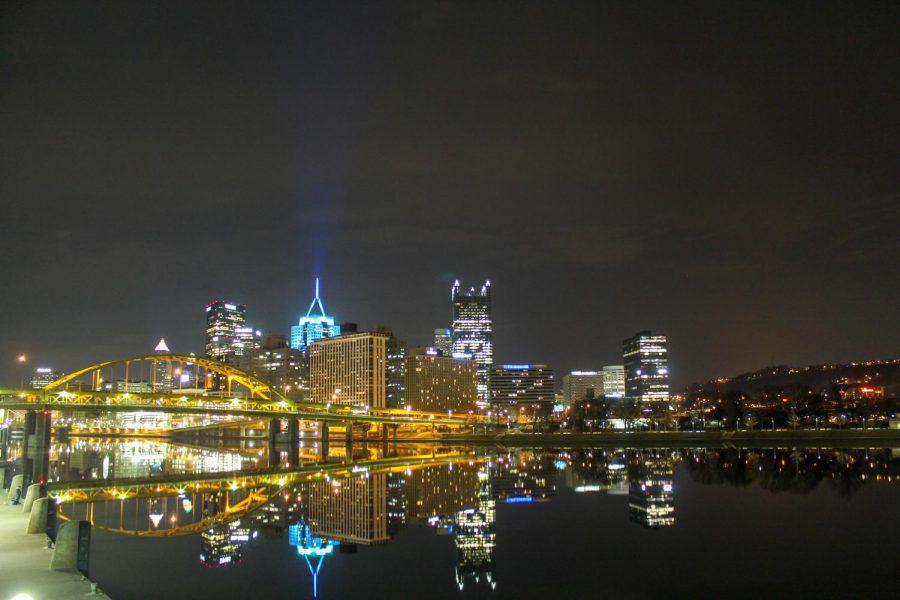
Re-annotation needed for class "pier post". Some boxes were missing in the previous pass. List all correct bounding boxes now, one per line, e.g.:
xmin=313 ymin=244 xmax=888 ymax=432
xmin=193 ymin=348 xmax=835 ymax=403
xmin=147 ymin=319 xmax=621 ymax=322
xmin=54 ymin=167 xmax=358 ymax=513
xmin=22 ymin=482 xmax=41 ymax=513
xmin=27 ymin=496 xmax=49 ymax=534
xmin=7 ymin=473 xmax=23 ymax=502
xmin=51 ymin=520 xmax=83 ymax=570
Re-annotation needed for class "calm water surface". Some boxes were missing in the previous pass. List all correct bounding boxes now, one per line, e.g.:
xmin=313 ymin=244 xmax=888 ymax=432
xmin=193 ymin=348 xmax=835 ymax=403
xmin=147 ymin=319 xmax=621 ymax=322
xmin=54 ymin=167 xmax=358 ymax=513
xmin=36 ymin=441 xmax=900 ymax=599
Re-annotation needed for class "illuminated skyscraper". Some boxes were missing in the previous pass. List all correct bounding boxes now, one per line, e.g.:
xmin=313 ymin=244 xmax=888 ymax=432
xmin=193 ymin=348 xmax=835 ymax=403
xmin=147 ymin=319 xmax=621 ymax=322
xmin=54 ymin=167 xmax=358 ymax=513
xmin=205 ymin=300 xmax=246 ymax=362
xmin=623 ymin=331 xmax=669 ymax=402
xmin=433 ymin=328 xmax=453 ymax=356
xmin=152 ymin=338 xmax=173 ymax=393
xmin=309 ymin=332 xmax=388 ymax=408
xmin=29 ymin=367 xmax=61 ymax=389
xmin=291 ymin=278 xmax=340 ymax=351
xmin=451 ymin=280 xmax=493 ymax=406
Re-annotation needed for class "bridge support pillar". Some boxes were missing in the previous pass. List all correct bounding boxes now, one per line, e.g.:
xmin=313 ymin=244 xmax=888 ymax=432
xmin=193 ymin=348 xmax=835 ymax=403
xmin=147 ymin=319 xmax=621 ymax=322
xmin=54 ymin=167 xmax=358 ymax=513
xmin=267 ymin=418 xmax=280 ymax=445
xmin=287 ymin=418 xmax=299 ymax=445
xmin=0 ymin=466 xmax=6 ymax=495
xmin=0 ymin=424 xmax=9 ymax=461
xmin=318 ymin=422 xmax=330 ymax=460
xmin=23 ymin=410 xmax=51 ymax=486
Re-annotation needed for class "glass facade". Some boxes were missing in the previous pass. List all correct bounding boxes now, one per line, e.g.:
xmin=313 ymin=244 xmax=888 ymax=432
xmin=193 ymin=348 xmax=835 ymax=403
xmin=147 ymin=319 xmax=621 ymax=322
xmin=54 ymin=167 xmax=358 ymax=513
xmin=205 ymin=300 xmax=247 ymax=362
xmin=622 ymin=331 xmax=669 ymax=402
xmin=601 ymin=364 xmax=626 ymax=399
xmin=290 ymin=278 xmax=340 ymax=351
xmin=451 ymin=280 xmax=493 ymax=406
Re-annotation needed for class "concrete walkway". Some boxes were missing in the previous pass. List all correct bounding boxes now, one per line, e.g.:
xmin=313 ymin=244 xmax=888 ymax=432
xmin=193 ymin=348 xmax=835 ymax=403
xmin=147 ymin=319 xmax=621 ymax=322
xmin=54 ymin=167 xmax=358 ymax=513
xmin=0 ymin=502 xmax=110 ymax=599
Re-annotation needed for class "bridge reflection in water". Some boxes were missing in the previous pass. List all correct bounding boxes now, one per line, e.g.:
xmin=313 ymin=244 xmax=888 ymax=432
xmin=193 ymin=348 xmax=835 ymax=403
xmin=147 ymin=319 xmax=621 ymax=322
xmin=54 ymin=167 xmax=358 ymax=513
xmin=13 ymin=440 xmax=900 ymax=598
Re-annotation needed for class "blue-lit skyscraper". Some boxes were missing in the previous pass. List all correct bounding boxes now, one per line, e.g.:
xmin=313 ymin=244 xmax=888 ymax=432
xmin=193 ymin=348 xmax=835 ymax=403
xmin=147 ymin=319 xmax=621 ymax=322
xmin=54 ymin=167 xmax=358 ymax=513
xmin=290 ymin=278 xmax=340 ymax=351
xmin=451 ymin=280 xmax=493 ymax=406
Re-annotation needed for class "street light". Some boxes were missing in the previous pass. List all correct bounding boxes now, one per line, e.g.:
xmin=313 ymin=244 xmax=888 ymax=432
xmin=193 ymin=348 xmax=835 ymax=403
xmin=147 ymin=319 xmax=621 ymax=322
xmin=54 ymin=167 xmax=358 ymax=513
xmin=16 ymin=354 xmax=27 ymax=389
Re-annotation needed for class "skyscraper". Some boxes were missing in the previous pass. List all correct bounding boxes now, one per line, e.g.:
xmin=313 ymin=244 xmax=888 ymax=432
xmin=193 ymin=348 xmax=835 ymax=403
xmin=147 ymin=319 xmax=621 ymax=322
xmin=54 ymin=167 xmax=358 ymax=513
xmin=290 ymin=278 xmax=340 ymax=351
xmin=205 ymin=301 xmax=246 ymax=362
xmin=152 ymin=338 xmax=173 ymax=392
xmin=375 ymin=327 xmax=407 ymax=410
xmin=433 ymin=328 xmax=453 ymax=356
xmin=622 ymin=331 xmax=669 ymax=402
xmin=308 ymin=332 xmax=388 ymax=408
xmin=451 ymin=280 xmax=493 ymax=406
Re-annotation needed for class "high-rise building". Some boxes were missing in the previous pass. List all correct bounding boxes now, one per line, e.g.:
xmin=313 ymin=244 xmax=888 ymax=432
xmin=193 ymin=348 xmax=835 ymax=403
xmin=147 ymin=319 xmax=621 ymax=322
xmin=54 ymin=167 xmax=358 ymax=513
xmin=205 ymin=300 xmax=246 ymax=362
xmin=30 ymin=367 xmax=61 ymax=389
xmin=623 ymin=331 xmax=669 ymax=402
xmin=291 ymin=278 xmax=340 ymax=351
xmin=233 ymin=327 xmax=262 ymax=358
xmin=404 ymin=348 xmax=478 ymax=413
xmin=451 ymin=280 xmax=493 ymax=406
xmin=309 ymin=332 xmax=388 ymax=409
xmin=490 ymin=364 xmax=555 ymax=408
xmin=562 ymin=371 xmax=603 ymax=405
xmin=152 ymin=338 xmax=173 ymax=393
xmin=601 ymin=365 xmax=626 ymax=399
xmin=433 ymin=328 xmax=453 ymax=356
xmin=238 ymin=335 xmax=308 ymax=399
xmin=375 ymin=327 xmax=406 ymax=410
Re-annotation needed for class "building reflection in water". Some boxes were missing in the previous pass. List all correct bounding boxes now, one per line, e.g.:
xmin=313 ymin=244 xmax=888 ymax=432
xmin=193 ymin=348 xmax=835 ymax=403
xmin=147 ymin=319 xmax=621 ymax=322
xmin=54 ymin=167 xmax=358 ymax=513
xmin=627 ymin=450 xmax=675 ymax=529
xmin=288 ymin=519 xmax=337 ymax=598
xmin=38 ymin=442 xmax=900 ymax=597
xmin=200 ymin=519 xmax=257 ymax=568
xmin=453 ymin=464 xmax=496 ymax=590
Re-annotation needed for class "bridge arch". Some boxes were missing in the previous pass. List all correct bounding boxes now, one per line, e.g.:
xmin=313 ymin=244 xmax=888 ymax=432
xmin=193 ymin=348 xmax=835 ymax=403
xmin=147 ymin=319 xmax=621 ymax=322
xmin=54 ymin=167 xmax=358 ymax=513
xmin=43 ymin=353 xmax=288 ymax=403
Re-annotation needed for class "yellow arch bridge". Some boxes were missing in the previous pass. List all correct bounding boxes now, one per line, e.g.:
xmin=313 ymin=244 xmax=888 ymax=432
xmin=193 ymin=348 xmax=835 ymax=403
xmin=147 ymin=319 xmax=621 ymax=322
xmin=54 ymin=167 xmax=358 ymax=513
xmin=0 ymin=353 xmax=489 ymax=431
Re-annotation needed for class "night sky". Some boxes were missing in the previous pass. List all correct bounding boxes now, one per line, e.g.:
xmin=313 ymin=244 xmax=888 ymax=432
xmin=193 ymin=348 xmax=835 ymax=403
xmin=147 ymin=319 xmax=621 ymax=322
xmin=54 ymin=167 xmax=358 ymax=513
xmin=1 ymin=1 xmax=898 ymax=386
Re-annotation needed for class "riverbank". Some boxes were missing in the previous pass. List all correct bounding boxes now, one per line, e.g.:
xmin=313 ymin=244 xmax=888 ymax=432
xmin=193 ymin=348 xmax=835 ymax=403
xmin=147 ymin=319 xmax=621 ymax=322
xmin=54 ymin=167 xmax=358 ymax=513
xmin=0 ymin=503 xmax=110 ymax=599
xmin=442 ymin=428 xmax=900 ymax=447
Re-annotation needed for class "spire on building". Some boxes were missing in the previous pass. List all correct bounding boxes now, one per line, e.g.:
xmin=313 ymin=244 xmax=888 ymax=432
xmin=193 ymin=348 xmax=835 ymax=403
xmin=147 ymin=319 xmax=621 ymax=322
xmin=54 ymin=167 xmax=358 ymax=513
xmin=154 ymin=338 xmax=170 ymax=353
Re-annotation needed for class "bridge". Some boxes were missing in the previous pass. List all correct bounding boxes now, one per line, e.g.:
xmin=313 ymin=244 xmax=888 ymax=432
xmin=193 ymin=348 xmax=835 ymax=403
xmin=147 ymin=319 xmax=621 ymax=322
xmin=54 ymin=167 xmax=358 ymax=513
xmin=0 ymin=353 xmax=486 ymax=428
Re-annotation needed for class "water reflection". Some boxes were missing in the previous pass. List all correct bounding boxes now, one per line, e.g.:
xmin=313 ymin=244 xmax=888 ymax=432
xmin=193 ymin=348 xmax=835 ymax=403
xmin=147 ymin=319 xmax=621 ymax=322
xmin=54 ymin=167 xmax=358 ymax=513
xmin=16 ymin=441 xmax=900 ymax=598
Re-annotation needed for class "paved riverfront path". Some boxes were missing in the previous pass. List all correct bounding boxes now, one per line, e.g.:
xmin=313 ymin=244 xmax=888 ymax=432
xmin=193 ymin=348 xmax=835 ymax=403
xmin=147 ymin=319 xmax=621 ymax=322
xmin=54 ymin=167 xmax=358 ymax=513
xmin=0 ymin=503 xmax=110 ymax=600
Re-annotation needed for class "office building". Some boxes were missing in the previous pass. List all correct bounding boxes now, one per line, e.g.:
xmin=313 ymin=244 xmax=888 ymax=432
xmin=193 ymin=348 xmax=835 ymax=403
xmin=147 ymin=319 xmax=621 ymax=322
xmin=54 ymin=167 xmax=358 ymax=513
xmin=205 ymin=300 xmax=246 ymax=362
xmin=239 ymin=335 xmax=308 ymax=399
xmin=405 ymin=348 xmax=478 ymax=413
xmin=433 ymin=328 xmax=453 ymax=356
xmin=290 ymin=278 xmax=340 ymax=351
xmin=490 ymin=364 xmax=555 ymax=408
xmin=375 ymin=327 xmax=406 ymax=409
xmin=601 ymin=365 xmax=626 ymax=399
xmin=562 ymin=371 xmax=603 ymax=404
xmin=233 ymin=327 xmax=262 ymax=358
xmin=30 ymin=367 xmax=61 ymax=389
xmin=451 ymin=280 xmax=493 ymax=405
xmin=309 ymin=332 xmax=388 ymax=408
xmin=152 ymin=338 xmax=173 ymax=393
xmin=623 ymin=331 xmax=669 ymax=402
